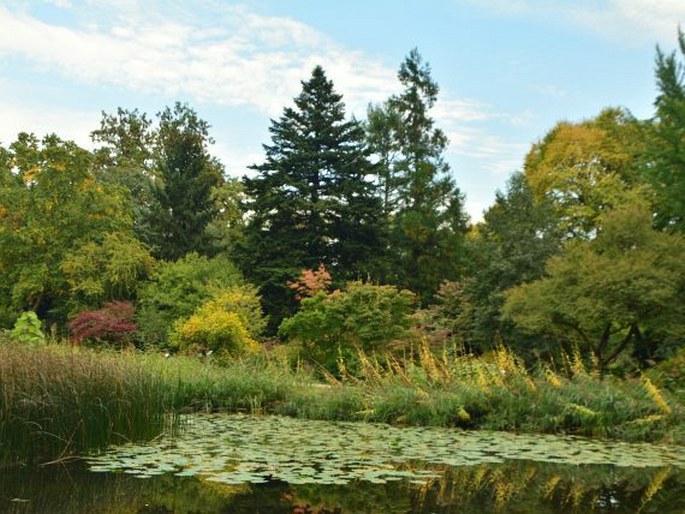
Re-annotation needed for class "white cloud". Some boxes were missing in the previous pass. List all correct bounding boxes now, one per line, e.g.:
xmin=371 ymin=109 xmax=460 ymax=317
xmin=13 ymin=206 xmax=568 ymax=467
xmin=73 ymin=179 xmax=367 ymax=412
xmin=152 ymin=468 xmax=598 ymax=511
xmin=464 ymin=0 xmax=685 ymax=45
xmin=0 ymin=2 xmax=397 ymax=117
xmin=0 ymin=0 xmax=529 ymax=218
xmin=0 ymin=100 xmax=98 ymax=147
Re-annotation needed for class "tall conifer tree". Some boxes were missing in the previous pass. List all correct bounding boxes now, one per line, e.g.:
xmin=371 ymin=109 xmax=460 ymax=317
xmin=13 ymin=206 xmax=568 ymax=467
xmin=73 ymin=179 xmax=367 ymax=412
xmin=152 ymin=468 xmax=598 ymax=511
xmin=368 ymin=49 xmax=467 ymax=302
xmin=150 ymin=103 xmax=225 ymax=260
xmin=241 ymin=66 xmax=383 ymax=328
xmin=648 ymin=29 xmax=685 ymax=231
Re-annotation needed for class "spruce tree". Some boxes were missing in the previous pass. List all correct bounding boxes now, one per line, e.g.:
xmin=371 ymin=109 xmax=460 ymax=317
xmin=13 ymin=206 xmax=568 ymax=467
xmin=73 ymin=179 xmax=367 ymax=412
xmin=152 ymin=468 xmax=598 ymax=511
xmin=241 ymin=66 xmax=383 ymax=328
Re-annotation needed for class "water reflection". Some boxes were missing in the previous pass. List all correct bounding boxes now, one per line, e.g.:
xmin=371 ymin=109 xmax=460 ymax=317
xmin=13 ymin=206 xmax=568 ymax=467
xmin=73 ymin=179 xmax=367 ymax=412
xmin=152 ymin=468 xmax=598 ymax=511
xmin=1 ymin=461 xmax=683 ymax=513
xmin=1 ymin=414 xmax=684 ymax=513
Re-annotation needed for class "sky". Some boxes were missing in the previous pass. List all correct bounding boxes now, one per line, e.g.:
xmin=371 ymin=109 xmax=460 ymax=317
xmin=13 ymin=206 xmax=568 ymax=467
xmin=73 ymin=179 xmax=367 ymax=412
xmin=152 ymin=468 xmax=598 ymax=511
xmin=1 ymin=0 xmax=684 ymax=221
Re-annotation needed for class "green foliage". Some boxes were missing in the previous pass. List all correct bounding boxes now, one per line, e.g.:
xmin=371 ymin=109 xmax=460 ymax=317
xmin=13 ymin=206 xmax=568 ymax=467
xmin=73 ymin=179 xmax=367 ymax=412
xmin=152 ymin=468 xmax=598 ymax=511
xmin=61 ymin=231 xmax=154 ymax=310
xmin=91 ymin=107 xmax=158 ymax=245
xmin=203 ymin=178 xmax=247 ymax=256
xmin=647 ymin=347 xmax=685 ymax=400
xmin=92 ymin=104 xmax=226 ymax=260
xmin=8 ymin=311 xmax=45 ymax=346
xmin=136 ymin=253 xmax=244 ymax=348
xmin=428 ymin=172 xmax=562 ymax=358
xmin=0 ymin=133 xmax=131 ymax=326
xmin=648 ymin=28 xmax=685 ymax=231
xmin=150 ymin=103 xmax=225 ymax=260
xmin=368 ymin=49 xmax=468 ymax=301
xmin=279 ymin=281 xmax=416 ymax=373
xmin=503 ymin=201 xmax=685 ymax=371
xmin=241 ymin=66 xmax=385 ymax=330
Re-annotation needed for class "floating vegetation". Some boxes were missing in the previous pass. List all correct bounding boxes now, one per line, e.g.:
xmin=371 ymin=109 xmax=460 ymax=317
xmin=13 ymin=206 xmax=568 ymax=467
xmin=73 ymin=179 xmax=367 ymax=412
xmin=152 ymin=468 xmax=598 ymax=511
xmin=86 ymin=414 xmax=685 ymax=486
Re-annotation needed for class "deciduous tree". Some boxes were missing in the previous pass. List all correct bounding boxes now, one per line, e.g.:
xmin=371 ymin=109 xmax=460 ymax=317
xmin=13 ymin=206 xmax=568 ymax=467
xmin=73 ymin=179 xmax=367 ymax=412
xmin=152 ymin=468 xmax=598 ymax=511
xmin=503 ymin=201 xmax=685 ymax=372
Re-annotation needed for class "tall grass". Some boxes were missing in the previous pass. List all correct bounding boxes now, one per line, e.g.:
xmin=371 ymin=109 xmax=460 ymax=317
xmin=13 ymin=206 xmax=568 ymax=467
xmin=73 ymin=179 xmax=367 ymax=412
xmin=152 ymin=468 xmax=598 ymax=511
xmin=0 ymin=344 xmax=315 ymax=466
xmin=0 ymin=345 xmax=169 ymax=466
xmin=324 ymin=344 xmax=683 ymax=441
xmin=1 ymin=342 xmax=682 ymax=467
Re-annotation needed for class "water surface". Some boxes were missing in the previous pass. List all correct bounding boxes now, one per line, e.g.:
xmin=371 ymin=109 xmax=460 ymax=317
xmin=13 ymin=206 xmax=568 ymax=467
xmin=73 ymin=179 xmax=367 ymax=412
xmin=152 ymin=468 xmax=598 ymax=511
xmin=2 ymin=414 xmax=683 ymax=513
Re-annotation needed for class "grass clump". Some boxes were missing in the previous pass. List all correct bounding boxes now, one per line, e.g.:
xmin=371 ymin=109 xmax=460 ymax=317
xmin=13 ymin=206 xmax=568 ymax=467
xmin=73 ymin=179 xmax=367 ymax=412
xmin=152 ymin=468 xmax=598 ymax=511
xmin=0 ymin=345 xmax=168 ymax=466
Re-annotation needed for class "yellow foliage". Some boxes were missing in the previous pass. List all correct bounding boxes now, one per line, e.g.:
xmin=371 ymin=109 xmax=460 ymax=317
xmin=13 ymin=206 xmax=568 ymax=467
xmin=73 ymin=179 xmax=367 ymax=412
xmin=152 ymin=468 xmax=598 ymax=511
xmin=544 ymin=366 xmax=562 ymax=389
xmin=171 ymin=306 xmax=259 ymax=357
xmin=566 ymin=403 xmax=597 ymax=419
xmin=627 ymin=414 xmax=665 ymax=426
xmin=641 ymin=376 xmax=671 ymax=415
xmin=203 ymin=286 xmax=266 ymax=338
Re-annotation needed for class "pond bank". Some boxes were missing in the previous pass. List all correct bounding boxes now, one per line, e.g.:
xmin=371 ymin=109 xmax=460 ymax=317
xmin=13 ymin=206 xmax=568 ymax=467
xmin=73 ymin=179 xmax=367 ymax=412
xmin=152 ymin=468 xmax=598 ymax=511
xmin=0 ymin=344 xmax=682 ymax=467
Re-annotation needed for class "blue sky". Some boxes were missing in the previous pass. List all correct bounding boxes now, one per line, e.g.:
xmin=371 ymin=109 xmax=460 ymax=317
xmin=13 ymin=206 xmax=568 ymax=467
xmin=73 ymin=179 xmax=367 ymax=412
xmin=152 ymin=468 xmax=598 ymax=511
xmin=1 ymin=0 xmax=683 ymax=220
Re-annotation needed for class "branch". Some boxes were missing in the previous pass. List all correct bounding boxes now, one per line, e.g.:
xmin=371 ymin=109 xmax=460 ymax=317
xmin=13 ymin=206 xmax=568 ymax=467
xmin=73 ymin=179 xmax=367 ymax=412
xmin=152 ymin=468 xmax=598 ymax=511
xmin=601 ymin=323 xmax=638 ymax=368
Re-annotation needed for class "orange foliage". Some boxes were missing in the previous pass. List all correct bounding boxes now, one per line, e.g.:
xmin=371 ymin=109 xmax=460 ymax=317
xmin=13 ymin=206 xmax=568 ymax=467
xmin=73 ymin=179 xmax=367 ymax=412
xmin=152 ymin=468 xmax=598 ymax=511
xmin=288 ymin=263 xmax=332 ymax=301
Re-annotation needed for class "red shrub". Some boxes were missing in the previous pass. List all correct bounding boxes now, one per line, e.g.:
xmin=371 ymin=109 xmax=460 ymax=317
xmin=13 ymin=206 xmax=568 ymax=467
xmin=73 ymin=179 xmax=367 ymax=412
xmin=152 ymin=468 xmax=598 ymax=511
xmin=70 ymin=301 xmax=138 ymax=345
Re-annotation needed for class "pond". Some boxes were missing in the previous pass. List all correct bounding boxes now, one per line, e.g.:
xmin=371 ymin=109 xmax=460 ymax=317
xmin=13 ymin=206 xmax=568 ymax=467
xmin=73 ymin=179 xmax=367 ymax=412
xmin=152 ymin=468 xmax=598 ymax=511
xmin=1 ymin=414 xmax=684 ymax=513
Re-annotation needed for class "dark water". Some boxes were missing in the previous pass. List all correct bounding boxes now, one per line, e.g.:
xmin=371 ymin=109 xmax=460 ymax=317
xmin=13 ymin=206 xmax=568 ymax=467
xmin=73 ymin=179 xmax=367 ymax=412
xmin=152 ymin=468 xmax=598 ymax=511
xmin=1 ymin=414 xmax=683 ymax=513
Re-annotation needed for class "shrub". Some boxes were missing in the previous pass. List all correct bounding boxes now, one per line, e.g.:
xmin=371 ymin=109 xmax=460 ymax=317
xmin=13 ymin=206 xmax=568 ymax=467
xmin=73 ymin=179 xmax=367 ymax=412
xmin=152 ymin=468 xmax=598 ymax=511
xmin=205 ymin=285 xmax=267 ymax=339
xmin=70 ymin=301 xmax=138 ymax=346
xmin=136 ymin=253 xmax=243 ymax=348
xmin=279 ymin=281 xmax=416 ymax=373
xmin=170 ymin=303 xmax=259 ymax=357
xmin=9 ymin=311 xmax=45 ymax=345
xmin=288 ymin=263 xmax=332 ymax=300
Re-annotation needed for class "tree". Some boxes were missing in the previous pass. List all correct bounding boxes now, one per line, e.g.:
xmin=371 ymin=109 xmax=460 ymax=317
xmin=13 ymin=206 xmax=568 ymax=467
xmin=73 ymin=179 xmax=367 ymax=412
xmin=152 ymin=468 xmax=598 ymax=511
xmin=204 ymin=177 xmax=247 ymax=257
xmin=61 ymin=231 xmax=155 ymax=311
xmin=365 ymin=100 xmax=404 ymax=219
xmin=503 ymin=201 xmax=685 ymax=373
xmin=646 ymin=28 xmax=685 ymax=231
xmin=279 ymin=281 xmax=416 ymax=374
xmin=136 ymin=253 xmax=244 ymax=348
xmin=91 ymin=108 xmax=158 ymax=245
xmin=524 ymin=108 xmax=647 ymax=239
xmin=241 ymin=66 xmax=384 ymax=329
xmin=169 ymin=285 xmax=264 ymax=357
xmin=69 ymin=301 xmax=138 ymax=346
xmin=149 ymin=103 xmax=225 ymax=260
xmin=0 ymin=133 xmax=131 ymax=327
xmin=423 ymin=172 xmax=561 ymax=357
xmin=92 ymin=104 xmax=230 ymax=259
xmin=369 ymin=49 xmax=468 ymax=301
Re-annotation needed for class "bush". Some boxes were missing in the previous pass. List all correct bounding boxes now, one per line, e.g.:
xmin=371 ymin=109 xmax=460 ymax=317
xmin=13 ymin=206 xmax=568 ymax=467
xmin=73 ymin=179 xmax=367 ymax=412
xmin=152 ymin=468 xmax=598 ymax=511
xmin=205 ymin=285 xmax=267 ymax=339
xmin=136 ymin=253 xmax=244 ymax=348
xmin=8 ymin=311 xmax=45 ymax=345
xmin=170 ymin=303 xmax=259 ymax=357
xmin=279 ymin=281 xmax=416 ymax=373
xmin=69 ymin=301 xmax=138 ymax=346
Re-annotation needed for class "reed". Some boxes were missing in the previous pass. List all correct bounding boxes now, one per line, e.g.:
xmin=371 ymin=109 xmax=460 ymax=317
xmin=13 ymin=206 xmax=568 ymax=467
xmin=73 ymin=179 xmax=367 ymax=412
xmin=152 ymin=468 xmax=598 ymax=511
xmin=1 ymin=341 xmax=682 ymax=467
xmin=0 ymin=345 xmax=169 ymax=466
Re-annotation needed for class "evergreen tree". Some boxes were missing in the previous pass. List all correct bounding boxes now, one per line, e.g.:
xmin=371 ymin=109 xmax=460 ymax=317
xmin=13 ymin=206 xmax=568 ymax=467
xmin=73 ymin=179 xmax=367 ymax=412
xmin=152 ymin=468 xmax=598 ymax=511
xmin=241 ymin=66 xmax=384 ymax=329
xmin=458 ymin=172 xmax=562 ymax=358
xmin=368 ymin=49 xmax=467 ymax=302
xmin=150 ymin=103 xmax=225 ymax=260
